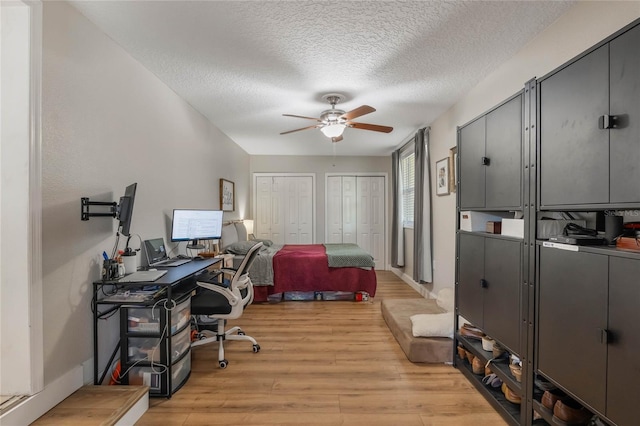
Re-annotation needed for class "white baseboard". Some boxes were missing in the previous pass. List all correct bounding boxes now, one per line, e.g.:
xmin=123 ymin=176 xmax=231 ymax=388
xmin=0 ymin=365 xmax=83 ymax=425
xmin=389 ymin=267 xmax=434 ymax=298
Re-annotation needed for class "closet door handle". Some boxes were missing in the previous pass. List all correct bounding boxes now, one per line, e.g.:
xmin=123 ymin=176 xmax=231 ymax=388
xmin=481 ymin=157 xmax=490 ymax=166
xmin=480 ymin=279 xmax=488 ymax=288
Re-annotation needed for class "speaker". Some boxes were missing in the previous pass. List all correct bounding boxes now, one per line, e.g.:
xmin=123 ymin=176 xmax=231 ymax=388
xmin=604 ymin=215 xmax=623 ymax=245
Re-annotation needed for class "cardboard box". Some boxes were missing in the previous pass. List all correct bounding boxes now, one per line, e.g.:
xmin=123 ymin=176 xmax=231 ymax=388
xmin=460 ymin=211 xmax=505 ymax=232
xmin=486 ymin=221 xmax=502 ymax=234
xmin=502 ymin=219 xmax=525 ymax=238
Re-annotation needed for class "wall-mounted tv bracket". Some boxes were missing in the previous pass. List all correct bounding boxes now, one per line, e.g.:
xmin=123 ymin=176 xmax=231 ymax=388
xmin=81 ymin=197 xmax=117 ymax=221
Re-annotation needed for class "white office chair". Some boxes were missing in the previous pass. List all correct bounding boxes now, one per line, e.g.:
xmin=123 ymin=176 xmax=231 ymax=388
xmin=191 ymin=241 xmax=263 ymax=368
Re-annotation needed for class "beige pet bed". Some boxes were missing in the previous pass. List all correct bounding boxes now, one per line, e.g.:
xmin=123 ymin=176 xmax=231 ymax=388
xmin=381 ymin=298 xmax=453 ymax=363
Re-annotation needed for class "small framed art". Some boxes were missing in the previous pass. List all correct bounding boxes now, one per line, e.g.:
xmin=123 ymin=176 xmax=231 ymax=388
xmin=220 ymin=179 xmax=235 ymax=211
xmin=436 ymin=157 xmax=450 ymax=196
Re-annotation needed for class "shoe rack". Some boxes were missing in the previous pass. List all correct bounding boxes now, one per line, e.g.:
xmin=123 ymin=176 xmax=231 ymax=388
xmin=455 ymin=18 xmax=640 ymax=426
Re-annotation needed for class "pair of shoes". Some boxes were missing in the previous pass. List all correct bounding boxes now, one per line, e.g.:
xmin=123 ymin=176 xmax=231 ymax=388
xmin=460 ymin=323 xmax=485 ymax=340
xmin=457 ymin=345 xmax=466 ymax=360
xmin=492 ymin=342 xmax=506 ymax=358
xmin=482 ymin=373 xmax=502 ymax=389
xmin=542 ymin=388 xmax=567 ymax=410
xmin=553 ymin=399 xmax=592 ymax=425
xmin=509 ymin=363 xmax=522 ymax=383
xmin=472 ymin=356 xmax=484 ymax=375
xmin=482 ymin=336 xmax=495 ymax=351
xmin=502 ymin=382 xmax=521 ymax=404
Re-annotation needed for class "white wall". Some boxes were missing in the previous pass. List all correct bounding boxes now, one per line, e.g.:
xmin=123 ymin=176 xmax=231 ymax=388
xmin=250 ymin=155 xmax=391 ymax=247
xmin=41 ymin=1 xmax=249 ymax=386
xmin=426 ymin=1 xmax=640 ymax=294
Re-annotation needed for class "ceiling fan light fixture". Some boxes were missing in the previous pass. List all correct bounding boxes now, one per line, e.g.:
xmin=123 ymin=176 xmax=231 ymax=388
xmin=320 ymin=123 xmax=346 ymax=138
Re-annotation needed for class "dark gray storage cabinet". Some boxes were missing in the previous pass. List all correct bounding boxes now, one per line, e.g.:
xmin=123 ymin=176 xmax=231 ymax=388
xmin=458 ymin=233 xmax=522 ymax=355
xmin=605 ymin=257 xmax=640 ymax=426
xmin=539 ymin=23 xmax=640 ymax=208
xmin=537 ymin=247 xmax=640 ymax=425
xmin=537 ymin=247 xmax=608 ymax=413
xmin=460 ymin=93 xmax=523 ymax=210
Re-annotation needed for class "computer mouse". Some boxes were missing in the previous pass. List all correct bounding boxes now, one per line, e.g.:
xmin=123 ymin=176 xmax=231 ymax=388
xmin=148 ymin=268 xmax=157 ymax=271
xmin=193 ymin=256 xmax=204 ymax=260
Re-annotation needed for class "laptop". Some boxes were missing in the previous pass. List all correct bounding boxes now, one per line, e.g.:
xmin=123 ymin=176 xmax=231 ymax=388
xmin=143 ymin=238 xmax=192 ymax=267
xmin=118 ymin=269 xmax=168 ymax=283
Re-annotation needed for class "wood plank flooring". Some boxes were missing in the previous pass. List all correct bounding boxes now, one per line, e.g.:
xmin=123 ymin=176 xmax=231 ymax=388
xmin=137 ymin=271 xmax=507 ymax=426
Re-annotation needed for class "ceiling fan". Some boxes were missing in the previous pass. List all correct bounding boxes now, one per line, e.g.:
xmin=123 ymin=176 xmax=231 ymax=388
xmin=280 ymin=94 xmax=393 ymax=143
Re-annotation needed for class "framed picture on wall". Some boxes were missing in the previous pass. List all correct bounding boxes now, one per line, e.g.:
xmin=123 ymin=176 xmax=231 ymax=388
xmin=436 ymin=157 xmax=450 ymax=196
xmin=220 ymin=179 xmax=235 ymax=211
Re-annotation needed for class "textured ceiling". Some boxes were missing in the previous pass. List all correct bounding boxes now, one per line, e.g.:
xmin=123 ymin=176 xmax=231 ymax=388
xmin=68 ymin=0 xmax=573 ymax=156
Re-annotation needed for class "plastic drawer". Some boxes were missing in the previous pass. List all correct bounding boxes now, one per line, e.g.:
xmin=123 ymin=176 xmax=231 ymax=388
xmin=172 ymin=350 xmax=191 ymax=392
xmin=126 ymin=365 xmax=166 ymax=392
xmin=128 ymin=325 xmax=191 ymax=363
xmin=171 ymin=298 xmax=191 ymax=334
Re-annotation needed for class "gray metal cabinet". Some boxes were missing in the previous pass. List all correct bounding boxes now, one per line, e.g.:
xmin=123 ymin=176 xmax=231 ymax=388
xmin=610 ymin=24 xmax=640 ymax=203
xmin=607 ymin=257 xmax=640 ymax=426
xmin=537 ymin=247 xmax=608 ymax=413
xmin=458 ymin=233 xmax=522 ymax=354
xmin=540 ymin=23 xmax=640 ymax=207
xmin=459 ymin=93 xmax=523 ymax=210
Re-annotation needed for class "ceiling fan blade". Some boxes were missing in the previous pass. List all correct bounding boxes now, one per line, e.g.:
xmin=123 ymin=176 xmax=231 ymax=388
xmin=331 ymin=135 xmax=343 ymax=143
xmin=280 ymin=124 xmax=321 ymax=135
xmin=340 ymin=105 xmax=375 ymax=121
xmin=347 ymin=121 xmax=393 ymax=133
xmin=283 ymin=114 xmax=322 ymax=122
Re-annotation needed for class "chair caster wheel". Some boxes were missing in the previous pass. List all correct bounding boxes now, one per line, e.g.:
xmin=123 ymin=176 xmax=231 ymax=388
xmin=253 ymin=344 xmax=261 ymax=353
xmin=238 ymin=330 xmax=245 ymax=335
xmin=219 ymin=359 xmax=228 ymax=368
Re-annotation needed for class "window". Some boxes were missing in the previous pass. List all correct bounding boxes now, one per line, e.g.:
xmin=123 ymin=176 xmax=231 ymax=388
xmin=400 ymin=147 xmax=415 ymax=228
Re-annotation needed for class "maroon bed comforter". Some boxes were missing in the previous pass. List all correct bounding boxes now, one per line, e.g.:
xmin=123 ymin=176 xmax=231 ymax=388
xmin=252 ymin=244 xmax=377 ymax=302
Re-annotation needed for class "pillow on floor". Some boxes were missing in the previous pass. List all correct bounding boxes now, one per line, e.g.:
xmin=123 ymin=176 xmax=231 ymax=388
xmin=410 ymin=312 xmax=454 ymax=338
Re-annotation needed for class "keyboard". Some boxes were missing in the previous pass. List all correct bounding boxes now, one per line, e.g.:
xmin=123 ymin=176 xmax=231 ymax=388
xmin=153 ymin=258 xmax=191 ymax=267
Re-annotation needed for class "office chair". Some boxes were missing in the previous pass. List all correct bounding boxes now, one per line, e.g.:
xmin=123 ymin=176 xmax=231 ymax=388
xmin=191 ymin=241 xmax=263 ymax=368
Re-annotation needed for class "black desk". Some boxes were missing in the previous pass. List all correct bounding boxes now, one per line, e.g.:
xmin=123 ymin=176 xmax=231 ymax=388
xmin=92 ymin=258 xmax=220 ymax=397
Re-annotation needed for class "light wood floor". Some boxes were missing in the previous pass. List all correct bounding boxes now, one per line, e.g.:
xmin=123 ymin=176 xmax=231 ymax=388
xmin=137 ymin=271 xmax=507 ymax=426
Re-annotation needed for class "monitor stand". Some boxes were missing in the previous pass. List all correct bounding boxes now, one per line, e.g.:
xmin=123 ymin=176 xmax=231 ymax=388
xmin=187 ymin=239 xmax=204 ymax=250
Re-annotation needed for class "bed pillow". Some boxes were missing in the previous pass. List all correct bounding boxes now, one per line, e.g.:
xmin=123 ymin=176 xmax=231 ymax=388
xmin=252 ymin=238 xmax=273 ymax=247
xmin=410 ymin=312 xmax=454 ymax=338
xmin=220 ymin=223 xmax=239 ymax=250
xmin=225 ymin=240 xmax=260 ymax=255
xmin=235 ymin=222 xmax=248 ymax=241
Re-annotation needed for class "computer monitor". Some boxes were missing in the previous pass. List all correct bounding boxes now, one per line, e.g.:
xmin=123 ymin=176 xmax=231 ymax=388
xmin=171 ymin=209 xmax=223 ymax=249
xmin=117 ymin=183 xmax=137 ymax=237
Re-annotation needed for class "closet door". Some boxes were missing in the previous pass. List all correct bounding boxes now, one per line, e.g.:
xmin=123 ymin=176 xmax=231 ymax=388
xmin=295 ymin=177 xmax=313 ymax=244
xmin=256 ymin=176 xmax=283 ymax=243
xmin=356 ymin=176 xmax=385 ymax=269
xmin=326 ymin=176 xmax=357 ymax=244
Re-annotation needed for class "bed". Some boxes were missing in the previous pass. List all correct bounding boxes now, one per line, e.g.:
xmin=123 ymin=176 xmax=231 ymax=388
xmin=220 ymin=222 xmax=377 ymax=302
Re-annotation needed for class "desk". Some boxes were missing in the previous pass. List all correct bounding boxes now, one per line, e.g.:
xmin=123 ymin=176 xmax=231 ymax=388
xmin=93 ymin=258 xmax=219 ymax=397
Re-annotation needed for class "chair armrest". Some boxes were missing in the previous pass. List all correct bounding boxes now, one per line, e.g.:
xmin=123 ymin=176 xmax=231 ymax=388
xmin=196 ymin=280 xmax=240 ymax=306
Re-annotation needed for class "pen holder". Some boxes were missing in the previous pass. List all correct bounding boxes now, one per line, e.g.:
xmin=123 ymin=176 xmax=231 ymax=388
xmin=102 ymin=259 xmax=120 ymax=281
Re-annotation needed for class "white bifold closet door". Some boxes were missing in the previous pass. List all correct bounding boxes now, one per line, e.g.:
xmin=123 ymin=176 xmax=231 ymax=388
xmin=326 ymin=175 xmax=385 ymax=269
xmin=256 ymin=175 xmax=313 ymax=245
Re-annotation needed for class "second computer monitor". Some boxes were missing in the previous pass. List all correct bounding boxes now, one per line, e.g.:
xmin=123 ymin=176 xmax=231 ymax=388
xmin=171 ymin=209 xmax=223 ymax=249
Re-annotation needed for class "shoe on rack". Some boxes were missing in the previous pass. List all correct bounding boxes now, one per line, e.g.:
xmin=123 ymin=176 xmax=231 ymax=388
xmin=472 ymin=356 xmax=485 ymax=375
xmin=553 ymin=399 xmax=592 ymax=425
xmin=542 ymin=388 xmax=567 ymax=410
xmin=501 ymin=382 xmax=522 ymax=405
xmin=460 ymin=323 xmax=485 ymax=340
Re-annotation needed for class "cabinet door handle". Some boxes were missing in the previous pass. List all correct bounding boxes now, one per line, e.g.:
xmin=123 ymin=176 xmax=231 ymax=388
xmin=598 ymin=115 xmax=618 ymax=129
xmin=597 ymin=328 xmax=609 ymax=344
xmin=480 ymin=279 xmax=488 ymax=288
xmin=481 ymin=157 xmax=490 ymax=166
